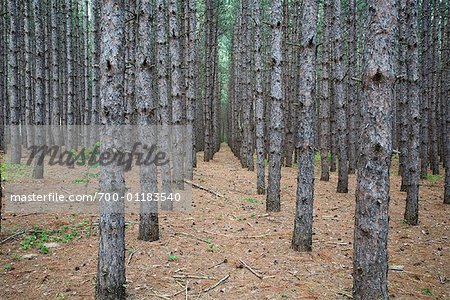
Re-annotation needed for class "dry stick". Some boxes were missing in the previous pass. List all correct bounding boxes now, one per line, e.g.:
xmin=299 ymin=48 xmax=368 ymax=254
xmin=0 ymin=230 xmax=26 ymax=244
xmin=185 ymin=280 xmax=188 ymax=300
xmin=175 ymin=232 xmax=209 ymax=243
xmin=208 ymin=259 xmax=227 ymax=269
xmin=203 ymin=274 xmax=230 ymax=292
xmin=127 ymin=249 xmax=135 ymax=265
xmin=239 ymin=259 xmax=263 ymax=279
xmin=184 ymin=179 xmax=225 ymax=198
xmin=173 ymin=274 xmax=214 ymax=280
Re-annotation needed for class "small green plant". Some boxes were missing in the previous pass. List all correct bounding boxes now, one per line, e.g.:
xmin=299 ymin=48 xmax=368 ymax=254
xmin=421 ymin=288 xmax=432 ymax=296
xmin=3 ymin=263 xmax=11 ymax=270
xmin=168 ymin=253 xmax=179 ymax=261
xmin=425 ymin=174 xmax=442 ymax=183
xmin=0 ymin=163 xmax=32 ymax=182
xmin=205 ymin=239 xmax=215 ymax=252
xmin=250 ymin=212 xmax=255 ymax=219
xmin=11 ymin=253 xmax=22 ymax=261
xmin=244 ymin=198 xmax=258 ymax=204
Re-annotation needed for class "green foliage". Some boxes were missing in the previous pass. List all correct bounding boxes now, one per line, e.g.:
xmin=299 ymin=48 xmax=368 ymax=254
xmin=0 ymin=163 xmax=32 ymax=182
xmin=421 ymin=288 xmax=432 ymax=296
xmin=3 ymin=263 xmax=11 ymax=270
xmin=425 ymin=174 xmax=442 ymax=183
xmin=19 ymin=219 xmax=94 ymax=254
xmin=205 ymin=239 xmax=216 ymax=252
xmin=168 ymin=253 xmax=179 ymax=261
xmin=244 ymin=198 xmax=259 ymax=204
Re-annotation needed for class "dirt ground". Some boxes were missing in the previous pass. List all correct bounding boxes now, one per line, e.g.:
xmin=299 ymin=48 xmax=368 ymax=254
xmin=1 ymin=144 xmax=449 ymax=299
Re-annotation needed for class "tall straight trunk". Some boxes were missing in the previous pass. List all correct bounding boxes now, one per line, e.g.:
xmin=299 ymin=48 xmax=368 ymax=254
xmin=347 ymin=0 xmax=357 ymax=174
xmin=254 ymin=0 xmax=265 ymax=195
xmin=291 ymin=0 xmax=317 ymax=252
xmin=7 ymin=0 xmax=21 ymax=163
xmin=352 ymin=0 xmax=396 ymax=298
xmin=319 ymin=0 xmax=331 ymax=182
xmin=169 ymin=0 xmax=184 ymax=190
xmin=91 ymin=0 xmax=100 ymax=131
xmin=50 ymin=0 xmax=60 ymax=143
xmin=83 ymin=0 xmax=91 ymax=144
xmin=66 ymin=0 xmax=75 ymax=151
xmin=444 ymin=1 xmax=450 ymax=204
xmin=420 ymin=0 xmax=431 ymax=178
xmin=156 ymin=0 xmax=172 ymax=210
xmin=397 ymin=0 xmax=408 ymax=191
xmin=136 ymin=0 xmax=159 ymax=241
xmin=33 ymin=0 xmax=45 ymax=179
xmin=24 ymin=0 xmax=34 ymax=145
xmin=203 ymin=0 xmax=214 ymax=161
xmin=333 ymin=0 xmax=348 ymax=193
xmin=95 ymin=1 xmax=126 ymax=299
xmin=125 ymin=0 xmax=136 ymax=126
xmin=404 ymin=0 xmax=420 ymax=223
xmin=266 ymin=0 xmax=283 ymax=212
xmin=429 ymin=0 xmax=439 ymax=175
xmin=0 ymin=0 xmax=4 ymax=151
xmin=185 ymin=0 xmax=197 ymax=169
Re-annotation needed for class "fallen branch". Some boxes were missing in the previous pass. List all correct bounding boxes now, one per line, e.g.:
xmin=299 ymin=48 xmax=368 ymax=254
xmin=208 ymin=259 xmax=228 ymax=269
xmin=184 ymin=179 xmax=225 ymax=198
xmin=203 ymin=274 xmax=230 ymax=292
xmin=127 ymin=250 xmax=136 ymax=265
xmin=239 ymin=259 xmax=263 ymax=279
xmin=173 ymin=274 xmax=214 ymax=280
xmin=0 ymin=229 xmax=27 ymax=244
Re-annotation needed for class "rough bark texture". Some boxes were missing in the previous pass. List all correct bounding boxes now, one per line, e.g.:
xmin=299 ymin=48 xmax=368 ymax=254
xmin=33 ymin=0 xmax=45 ymax=179
xmin=404 ymin=0 xmax=420 ymax=223
xmin=291 ymin=0 xmax=317 ymax=252
xmin=444 ymin=3 xmax=450 ymax=205
xmin=254 ymin=0 xmax=265 ymax=195
xmin=203 ymin=0 xmax=214 ymax=162
xmin=319 ymin=0 xmax=331 ymax=182
xmin=266 ymin=0 xmax=283 ymax=212
xmin=156 ymin=0 xmax=173 ymax=210
xmin=95 ymin=0 xmax=127 ymax=299
xmin=91 ymin=0 xmax=100 ymax=132
xmin=66 ymin=0 xmax=75 ymax=151
xmin=352 ymin=0 xmax=396 ymax=298
xmin=333 ymin=0 xmax=348 ymax=193
xmin=7 ymin=0 xmax=21 ymax=163
xmin=136 ymin=0 xmax=159 ymax=241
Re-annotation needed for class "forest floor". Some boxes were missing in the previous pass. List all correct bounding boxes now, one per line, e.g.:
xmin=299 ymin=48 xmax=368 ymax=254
xmin=0 ymin=144 xmax=449 ymax=300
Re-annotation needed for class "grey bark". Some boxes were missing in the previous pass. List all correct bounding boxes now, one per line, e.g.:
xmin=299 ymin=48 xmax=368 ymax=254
xmin=24 ymin=0 xmax=34 ymax=146
xmin=291 ymin=0 xmax=317 ymax=252
xmin=66 ymin=0 xmax=75 ymax=151
xmin=333 ymin=0 xmax=348 ymax=193
xmin=136 ymin=0 xmax=159 ymax=241
xmin=33 ymin=0 xmax=45 ymax=179
xmin=203 ymin=0 xmax=214 ymax=162
xmin=347 ymin=0 xmax=357 ymax=174
xmin=156 ymin=0 xmax=173 ymax=210
xmin=444 ymin=2 xmax=450 ymax=204
xmin=91 ymin=0 xmax=100 ymax=132
xmin=50 ymin=0 xmax=60 ymax=147
xmin=352 ymin=0 xmax=397 ymax=298
xmin=95 ymin=1 xmax=127 ymax=300
xmin=429 ymin=0 xmax=439 ymax=175
xmin=404 ymin=0 xmax=420 ymax=223
xmin=266 ymin=0 xmax=283 ymax=212
xmin=319 ymin=0 xmax=331 ymax=182
xmin=254 ymin=0 xmax=265 ymax=195
xmin=7 ymin=0 xmax=21 ymax=163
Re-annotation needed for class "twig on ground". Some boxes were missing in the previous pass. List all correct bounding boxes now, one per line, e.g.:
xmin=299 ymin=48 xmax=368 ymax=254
xmin=0 ymin=229 xmax=29 ymax=244
xmin=239 ymin=259 xmax=263 ymax=279
xmin=173 ymin=274 xmax=214 ymax=280
xmin=184 ymin=179 xmax=225 ymax=198
xmin=208 ymin=258 xmax=228 ymax=269
xmin=175 ymin=232 xmax=209 ymax=243
xmin=127 ymin=249 xmax=136 ymax=265
xmin=203 ymin=274 xmax=230 ymax=292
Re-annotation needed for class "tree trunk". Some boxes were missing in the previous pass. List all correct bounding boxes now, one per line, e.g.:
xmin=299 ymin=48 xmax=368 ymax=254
xmin=66 ymin=0 xmax=75 ymax=151
xmin=33 ymin=0 xmax=45 ymax=179
xmin=266 ymin=0 xmax=283 ymax=212
xmin=95 ymin=0 xmax=127 ymax=299
xmin=291 ymin=0 xmax=317 ymax=252
xmin=7 ymin=0 xmax=21 ymax=163
xmin=254 ymin=0 xmax=265 ymax=195
xmin=91 ymin=0 xmax=100 ymax=134
xmin=444 ymin=2 xmax=450 ymax=204
xmin=136 ymin=0 xmax=159 ymax=241
xmin=352 ymin=0 xmax=396 ymax=298
xmin=333 ymin=0 xmax=348 ymax=193
xmin=319 ymin=0 xmax=331 ymax=182
xmin=203 ymin=0 xmax=214 ymax=162
xmin=404 ymin=0 xmax=420 ymax=224
xmin=429 ymin=0 xmax=439 ymax=175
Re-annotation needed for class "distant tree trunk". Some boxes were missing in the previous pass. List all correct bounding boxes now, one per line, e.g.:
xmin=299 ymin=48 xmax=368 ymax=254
xmin=95 ymin=0 xmax=126 ymax=299
xmin=254 ymin=0 xmax=265 ymax=194
xmin=319 ymin=0 xmax=331 ymax=182
xmin=203 ymin=0 xmax=214 ymax=162
xmin=444 ymin=2 xmax=450 ymax=205
xmin=24 ymin=0 xmax=34 ymax=146
xmin=397 ymin=0 xmax=408 ymax=191
xmin=66 ymin=0 xmax=75 ymax=151
xmin=33 ymin=0 xmax=45 ymax=179
xmin=136 ymin=0 xmax=159 ymax=241
xmin=420 ymin=0 xmax=431 ymax=178
xmin=169 ymin=0 xmax=184 ymax=190
xmin=7 ymin=0 xmax=21 ymax=163
xmin=0 ymin=0 xmax=4 ymax=151
xmin=266 ymin=0 xmax=283 ymax=212
xmin=291 ymin=0 xmax=317 ymax=251
xmin=50 ymin=0 xmax=60 ymax=146
xmin=91 ymin=0 xmax=100 ymax=133
xmin=156 ymin=0 xmax=173 ymax=210
xmin=352 ymin=0 xmax=396 ymax=298
xmin=333 ymin=0 xmax=348 ymax=193
xmin=185 ymin=0 xmax=198 ymax=169
xmin=404 ymin=0 xmax=420 ymax=223
xmin=429 ymin=0 xmax=439 ymax=175
xmin=83 ymin=0 xmax=91 ymax=145
xmin=347 ymin=0 xmax=357 ymax=174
